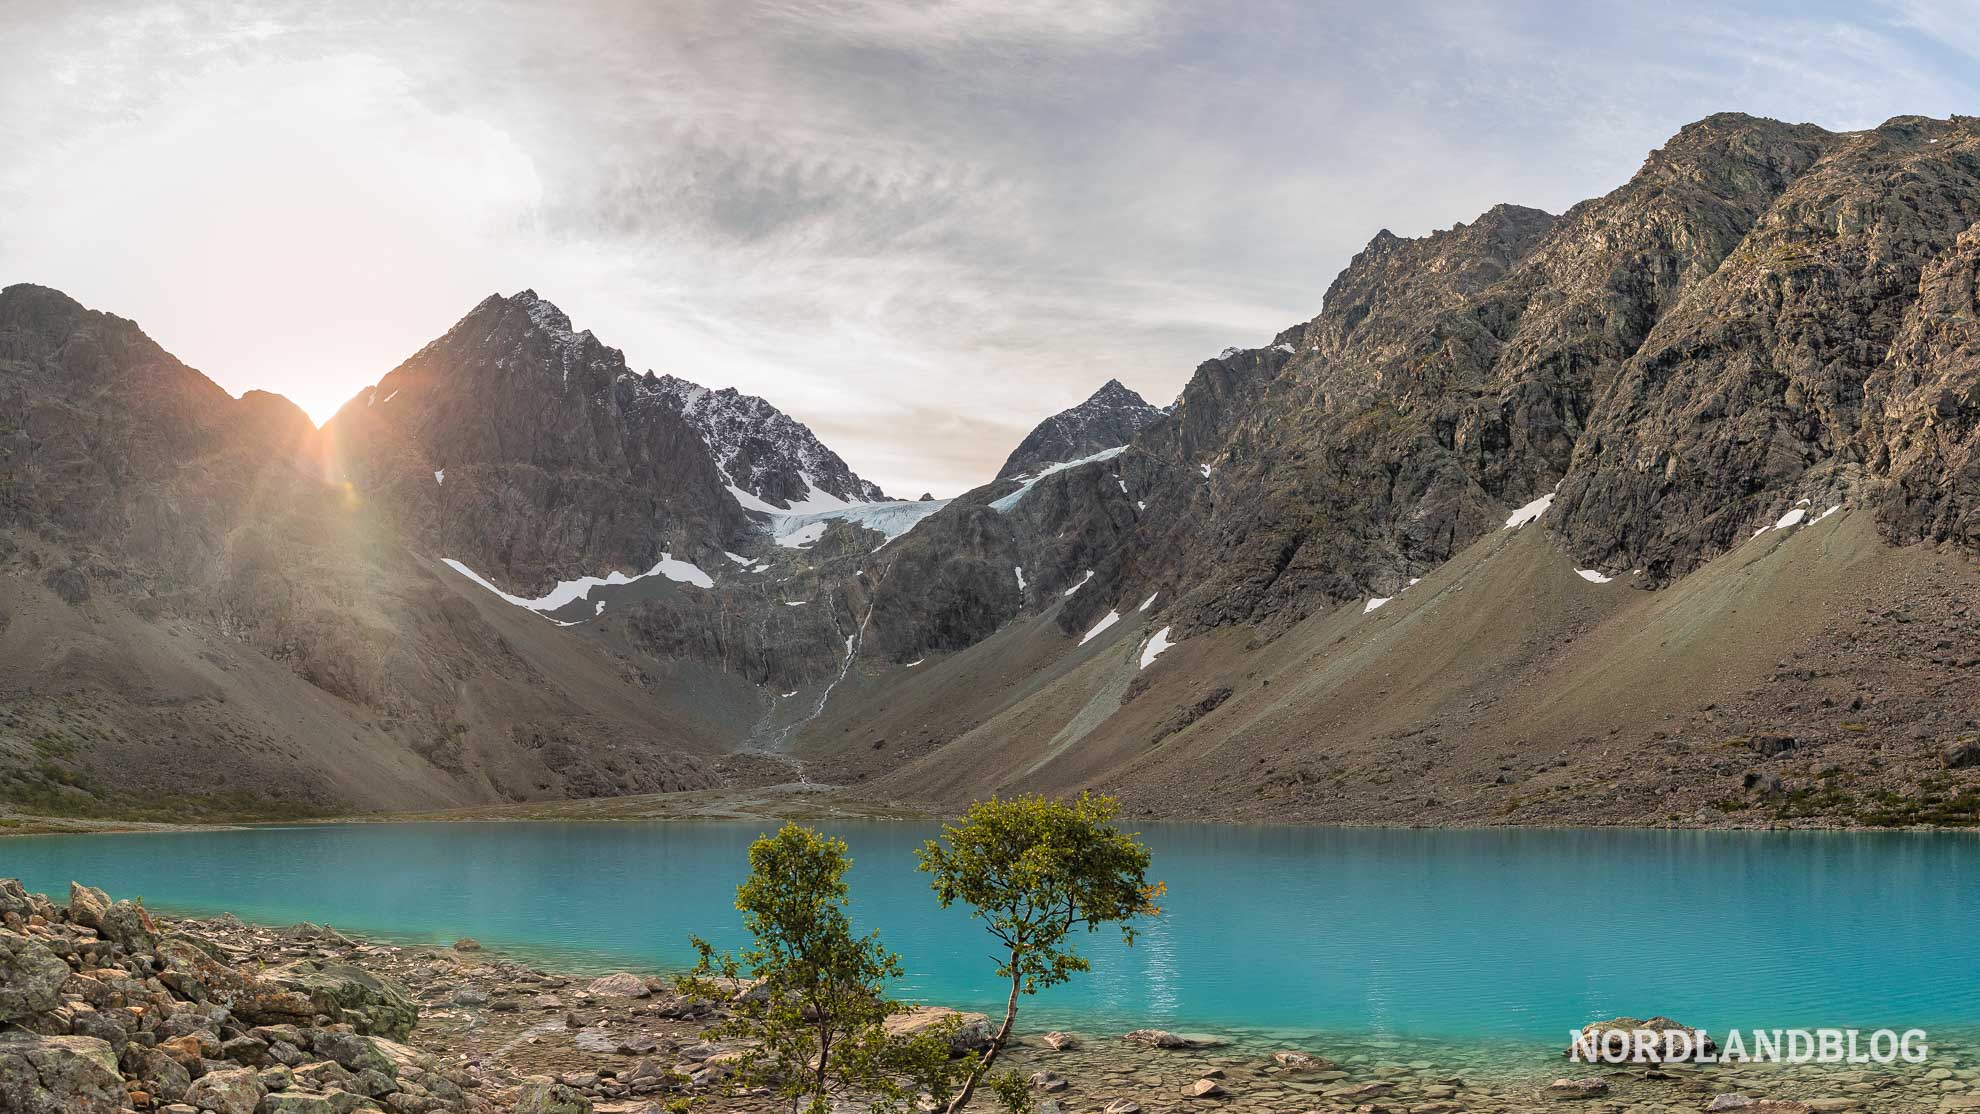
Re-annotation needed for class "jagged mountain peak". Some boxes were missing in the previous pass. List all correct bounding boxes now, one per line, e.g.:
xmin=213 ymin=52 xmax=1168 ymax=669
xmin=643 ymin=373 xmax=889 ymax=509
xmin=996 ymin=378 xmax=1166 ymax=480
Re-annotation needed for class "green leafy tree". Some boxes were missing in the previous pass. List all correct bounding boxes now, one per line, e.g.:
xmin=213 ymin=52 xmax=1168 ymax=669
xmin=680 ymin=823 xmax=938 ymax=1114
xmin=916 ymin=793 xmax=1163 ymax=1113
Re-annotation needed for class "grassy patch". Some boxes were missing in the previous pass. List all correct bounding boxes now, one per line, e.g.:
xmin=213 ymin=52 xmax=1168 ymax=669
xmin=1852 ymin=785 xmax=1980 ymax=828
xmin=1769 ymin=784 xmax=1855 ymax=821
xmin=1 ymin=765 xmax=338 ymax=824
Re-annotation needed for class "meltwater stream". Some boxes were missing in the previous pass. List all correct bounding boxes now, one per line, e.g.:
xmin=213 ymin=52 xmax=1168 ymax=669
xmin=4 ymin=822 xmax=1977 ymax=1044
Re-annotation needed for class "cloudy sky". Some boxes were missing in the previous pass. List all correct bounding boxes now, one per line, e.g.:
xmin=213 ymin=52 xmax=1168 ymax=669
xmin=3 ymin=1 xmax=1976 ymax=496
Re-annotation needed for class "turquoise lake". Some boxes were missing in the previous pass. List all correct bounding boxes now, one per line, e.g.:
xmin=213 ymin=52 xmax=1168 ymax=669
xmin=4 ymin=822 xmax=1976 ymax=1045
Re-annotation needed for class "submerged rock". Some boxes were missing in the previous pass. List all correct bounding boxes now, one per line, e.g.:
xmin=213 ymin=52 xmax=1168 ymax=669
xmin=1121 ymin=1028 xmax=1226 ymax=1050
xmin=1546 ymin=1076 xmax=1610 ymax=1099
xmin=1566 ymin=1015 xmax=1717 ymax=1061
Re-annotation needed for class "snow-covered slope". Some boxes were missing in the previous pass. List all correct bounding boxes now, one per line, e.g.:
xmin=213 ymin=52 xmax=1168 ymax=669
xmin=642 ymin=374 xmax=889 ymax=510
xmin=767 ymin=497 xmax=952 ymax=549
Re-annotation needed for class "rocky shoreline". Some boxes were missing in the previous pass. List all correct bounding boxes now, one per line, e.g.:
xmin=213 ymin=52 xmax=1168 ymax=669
xmin=3 ymin=879 xmax=1975 ymax=1114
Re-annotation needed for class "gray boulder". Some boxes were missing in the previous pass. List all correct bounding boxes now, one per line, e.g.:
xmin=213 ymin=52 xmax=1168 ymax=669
xmin=259 ymin=963 xmax=417 ymax=1040
xmin=583 ymin=972 xmax=649 ymax=998
xmin=0 ymin=879 xmax=32 ymax=921
xmin=98 ymin=899 xmax=159 ymax=954
xmin=514 ymin=1078 xmax=594 ymax=1114
xmin=182 ymin=1066 xmax=268 ymax=1114
xmin=0 ymin=1032 xmax=126 ymax=1114
xmin=0 ymin=931 xmax=71 ymax=1022
xmin=1943 ymin=739 xmax=1980 ymax=769
xmin=66 ymin=882 xmax=110 ymax=931
xmin=120 ymin=1043 xmax=193 ymax=1103
xmin=256 ymin=1093 xmax=338 ymax=1114
xmin=882 ymin=1006 xmax=992 ymax=1053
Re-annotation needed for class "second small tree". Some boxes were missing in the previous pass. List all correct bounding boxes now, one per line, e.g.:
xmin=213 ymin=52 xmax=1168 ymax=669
xmin=681 ymin=822 xmax=933 ymax=1114
xmin=917 ymin=792 xmax=1163 ymax=1114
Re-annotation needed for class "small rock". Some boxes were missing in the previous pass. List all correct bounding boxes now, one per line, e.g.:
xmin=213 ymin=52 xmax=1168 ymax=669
xmin=1122 ymin=1028 xmax=1224 ymax=1050
xmin=256 ymin=1093 xmax=337 ymax=1114
xmin=183 ymin=1066 xmax=270 ymax=1114
xmin=616 ymin=1032 xmax=658 ymax=1055
xmin=882 ymin=1006 xmax=992 ymax=1053
xmin=516 ymin=1078 xmax=596 ymax=1114
xmin=1748 ymin=734 xmax=1798 ymax=757
xmin=1182 ymin=1078 xmax=1227 ymax=1099
xmin=1030 ymin=1070 xmax=1069 ymax=1092
xmin=1943 ymin=739 xmax=1980 ymax=769
xmin=1545 ymin=1076 xmax=1609 ymax=1100
xmin=584 ymin=973 xmax=650 ymax=999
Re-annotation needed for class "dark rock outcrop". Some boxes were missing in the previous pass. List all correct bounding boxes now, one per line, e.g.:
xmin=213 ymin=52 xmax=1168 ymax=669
xmin=997 ymin=379 xmax=1165 ymax=480
xmin=321 ymin=291 xmax=752 ymax=595
xmin=649 ymin=373 xmax=889 ymax=507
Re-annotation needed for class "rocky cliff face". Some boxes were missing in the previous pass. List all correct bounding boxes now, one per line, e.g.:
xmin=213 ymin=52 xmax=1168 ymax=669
xmin=319 ymin=291 xmax=752 ymax=597
xmin=0 ymin=284 xmax=316 ymax=588
xmin=1020 ymin=113 xmax=1980 ymax=648
xmin=996 ymin=379 xmax=1166 ymax=480
xmin=1556 ymin=115 xmax=1980 ymax=579
xmin=648 ymin=374 xmax=888 ymax=508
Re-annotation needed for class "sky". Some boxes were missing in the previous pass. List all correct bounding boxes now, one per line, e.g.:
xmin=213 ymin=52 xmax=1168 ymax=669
xmin=3 ymin=2 xmax=1977 ymax=497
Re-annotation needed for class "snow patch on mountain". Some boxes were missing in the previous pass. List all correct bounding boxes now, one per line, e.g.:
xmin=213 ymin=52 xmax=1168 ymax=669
xmin=766 ymin=497 xmax=952 ymax=549
xmin=1080 ymin=610 xmax=1122 ymax=645
xmin=991 ymin=445 xmax=1128 ymax=513
xmin=1505 ymin=491 xmax=1555 ymax=530
xmin=440 ymin=552 xmax=713 ymax=618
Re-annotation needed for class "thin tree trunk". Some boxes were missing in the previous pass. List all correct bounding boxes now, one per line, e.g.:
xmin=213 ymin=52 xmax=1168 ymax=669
xmin=946 ymin=952 xmax=1021 ymax=1114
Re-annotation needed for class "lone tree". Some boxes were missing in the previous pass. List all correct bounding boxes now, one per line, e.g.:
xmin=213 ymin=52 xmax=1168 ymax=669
xmin=917 ymin=793 xmax=1163 ymax=1113
xmin=681 ymin=823 xmax=938 ymax=1114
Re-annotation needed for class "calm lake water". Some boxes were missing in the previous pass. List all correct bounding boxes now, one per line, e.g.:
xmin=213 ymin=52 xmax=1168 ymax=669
xmin=4 ymin=822 xmax=1976 ymax=1045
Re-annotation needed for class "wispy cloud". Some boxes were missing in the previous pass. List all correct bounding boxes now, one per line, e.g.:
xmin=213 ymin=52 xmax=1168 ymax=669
xmin=3 ymin=1 xmax=1975 ymax=497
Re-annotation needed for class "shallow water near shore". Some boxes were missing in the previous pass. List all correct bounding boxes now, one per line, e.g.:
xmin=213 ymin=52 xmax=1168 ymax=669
xmin=6 ymin=821 xmax=1978 ymax=1051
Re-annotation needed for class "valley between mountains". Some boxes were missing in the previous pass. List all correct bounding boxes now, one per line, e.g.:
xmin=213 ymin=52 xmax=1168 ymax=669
xmin=3 ymin=111 xmax=1979 ymax=830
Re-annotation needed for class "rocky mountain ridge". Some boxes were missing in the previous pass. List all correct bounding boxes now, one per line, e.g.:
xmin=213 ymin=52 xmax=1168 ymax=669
xmin=3 ymin=110 xmax=1978 ymax=828
xmin=996 ymin=379 xmax=1166 ymax=480
xmin=647 ymin=373 xmax=889 ymax=509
